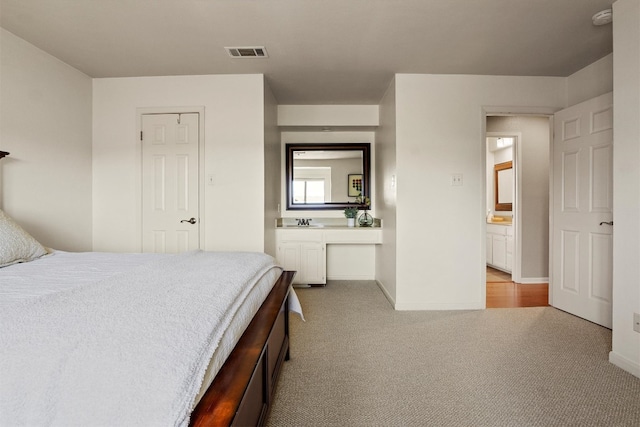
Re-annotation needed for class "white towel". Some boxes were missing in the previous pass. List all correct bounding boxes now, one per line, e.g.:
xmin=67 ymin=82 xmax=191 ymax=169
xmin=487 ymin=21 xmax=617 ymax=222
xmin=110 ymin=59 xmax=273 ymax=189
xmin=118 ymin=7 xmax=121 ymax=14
xmin=0 ymin=251 xmax=281 ymax=427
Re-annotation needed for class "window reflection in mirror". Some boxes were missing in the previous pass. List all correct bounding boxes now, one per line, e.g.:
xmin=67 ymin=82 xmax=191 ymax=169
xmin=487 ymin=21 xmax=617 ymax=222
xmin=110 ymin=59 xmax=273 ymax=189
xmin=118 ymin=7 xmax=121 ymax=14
xmin=286 ymin=143 xmax=370 ymax=211
xmin=293 ymin=170 xmax=328 ymax=203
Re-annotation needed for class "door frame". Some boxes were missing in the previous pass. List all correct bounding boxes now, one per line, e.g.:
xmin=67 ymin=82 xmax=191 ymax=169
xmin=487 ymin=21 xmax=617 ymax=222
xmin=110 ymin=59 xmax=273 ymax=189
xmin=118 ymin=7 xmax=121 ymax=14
xmin=481 ymin=106 xmax=556 ymax=307
xmin=135 ymin=106 xmax=205 ymax=251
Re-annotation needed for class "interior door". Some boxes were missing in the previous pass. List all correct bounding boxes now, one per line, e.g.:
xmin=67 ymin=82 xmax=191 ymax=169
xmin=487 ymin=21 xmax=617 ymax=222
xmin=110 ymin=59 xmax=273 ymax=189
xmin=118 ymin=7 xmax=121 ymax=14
xmin=551 ymin=92 xmax=613 ymax=328
xmin=142 ymin=113 xmax=200 ymax=253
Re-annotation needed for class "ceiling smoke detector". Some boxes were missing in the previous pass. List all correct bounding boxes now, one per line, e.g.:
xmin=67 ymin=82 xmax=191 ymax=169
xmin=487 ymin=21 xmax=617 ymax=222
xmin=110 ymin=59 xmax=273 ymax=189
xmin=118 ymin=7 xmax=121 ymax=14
xmin=592 ymin=9 xmax=612 ymax=26
xmin=225 ymin=46 xmax=268 ymax=58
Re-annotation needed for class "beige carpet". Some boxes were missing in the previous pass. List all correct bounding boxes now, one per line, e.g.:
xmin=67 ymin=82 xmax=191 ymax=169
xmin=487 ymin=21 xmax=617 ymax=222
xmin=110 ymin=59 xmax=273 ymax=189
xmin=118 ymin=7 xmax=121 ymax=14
xmin=266 ymin=281 xmax=640 ymax=426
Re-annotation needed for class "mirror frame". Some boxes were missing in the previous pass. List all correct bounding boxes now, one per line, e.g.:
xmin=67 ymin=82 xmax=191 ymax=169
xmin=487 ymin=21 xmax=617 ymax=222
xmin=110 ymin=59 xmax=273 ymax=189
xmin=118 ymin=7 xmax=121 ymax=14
xmin=494 ymin=160 xmax=513 ymax=211
xmin=286 ymin=142 xmax=371 ymax=211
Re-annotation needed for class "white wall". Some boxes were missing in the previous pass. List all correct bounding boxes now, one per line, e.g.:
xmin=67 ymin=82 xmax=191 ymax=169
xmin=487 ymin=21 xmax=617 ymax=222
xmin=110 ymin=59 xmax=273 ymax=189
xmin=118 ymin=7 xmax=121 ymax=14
xmin=376 ymin=77 xmax=398 ymax=304
xmin=487 ymin=116 xmax=550 ymax=281
xmin=0 ymin=29 xmax=93 ymax=251
xmin=278 ymin=105 xmax=378 ymax=126
xmin=567 ymin=54 xmax=613 ymax=106
xmin=394 ymin=74 xmax=566 ymax=310
xmin=264 ymin=83 xmax=280 ymax=258
xmin=92 ymin=74 xmax=266 ymax=252
xmin=610 ymin=0 xmax=640 ymax=378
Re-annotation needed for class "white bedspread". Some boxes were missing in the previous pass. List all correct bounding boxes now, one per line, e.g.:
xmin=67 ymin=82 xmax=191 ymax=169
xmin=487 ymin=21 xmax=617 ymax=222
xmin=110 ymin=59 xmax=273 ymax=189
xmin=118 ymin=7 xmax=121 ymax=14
xmin=0 ymin=250 xmax=283 ymax=427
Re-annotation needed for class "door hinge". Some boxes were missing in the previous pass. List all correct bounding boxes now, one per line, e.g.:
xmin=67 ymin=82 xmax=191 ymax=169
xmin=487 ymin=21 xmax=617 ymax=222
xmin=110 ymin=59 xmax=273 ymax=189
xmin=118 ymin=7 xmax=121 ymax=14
xmin=140 ymin=131 xmax=143 ymax=141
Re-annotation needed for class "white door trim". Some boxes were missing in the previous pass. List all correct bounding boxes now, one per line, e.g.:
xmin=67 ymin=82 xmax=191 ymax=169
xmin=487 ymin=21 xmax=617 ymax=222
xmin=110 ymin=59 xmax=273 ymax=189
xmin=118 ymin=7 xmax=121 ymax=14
xmin=135 ymin=106 xmax=205 ymax=251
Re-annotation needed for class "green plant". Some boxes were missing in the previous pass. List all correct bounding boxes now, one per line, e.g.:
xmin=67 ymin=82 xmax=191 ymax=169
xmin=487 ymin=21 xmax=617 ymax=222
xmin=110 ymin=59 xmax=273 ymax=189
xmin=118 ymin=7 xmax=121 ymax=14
xmin=344 ymin=206 xmax=359 ymax=218
xmin=355 ymin=193 xmax=370 ymax=208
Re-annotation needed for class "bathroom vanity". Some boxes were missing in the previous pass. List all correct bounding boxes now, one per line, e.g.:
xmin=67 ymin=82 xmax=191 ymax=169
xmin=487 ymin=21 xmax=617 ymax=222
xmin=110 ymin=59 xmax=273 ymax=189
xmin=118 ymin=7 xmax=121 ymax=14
xmin=275 ymin=225 xmax=382 ymax=286
xmin=486 ymin=222 xmax=513 ymax=273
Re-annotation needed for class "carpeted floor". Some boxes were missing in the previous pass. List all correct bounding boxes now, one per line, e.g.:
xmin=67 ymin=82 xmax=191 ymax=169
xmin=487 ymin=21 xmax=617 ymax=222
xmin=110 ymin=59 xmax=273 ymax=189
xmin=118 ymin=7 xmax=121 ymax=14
xmin=266 ymin=281 xmax=640 ymax=426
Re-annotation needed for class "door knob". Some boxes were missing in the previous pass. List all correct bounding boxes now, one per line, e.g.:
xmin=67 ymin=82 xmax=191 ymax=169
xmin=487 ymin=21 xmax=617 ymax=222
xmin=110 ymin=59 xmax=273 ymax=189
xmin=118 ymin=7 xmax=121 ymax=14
xmin=181 ymin=218 xmax=197 ymax=224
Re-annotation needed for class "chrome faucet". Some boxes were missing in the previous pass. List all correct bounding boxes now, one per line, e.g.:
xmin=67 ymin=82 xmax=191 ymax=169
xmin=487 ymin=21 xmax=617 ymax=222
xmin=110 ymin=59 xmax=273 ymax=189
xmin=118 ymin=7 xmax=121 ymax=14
xmin=296 ymin=218 xmax=312 ymax=227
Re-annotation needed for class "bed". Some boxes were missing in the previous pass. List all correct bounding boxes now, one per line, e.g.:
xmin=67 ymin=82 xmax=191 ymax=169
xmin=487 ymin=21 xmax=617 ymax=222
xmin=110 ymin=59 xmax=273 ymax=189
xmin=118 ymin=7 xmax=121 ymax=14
xmin=0 ymin=208 xmax=299 ymax=426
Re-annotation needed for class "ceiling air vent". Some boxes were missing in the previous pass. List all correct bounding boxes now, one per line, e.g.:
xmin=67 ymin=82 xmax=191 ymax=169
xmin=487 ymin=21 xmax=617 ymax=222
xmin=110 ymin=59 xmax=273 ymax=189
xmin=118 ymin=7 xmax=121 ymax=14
xmin=225 ymin=46 xmax=268 ymax=58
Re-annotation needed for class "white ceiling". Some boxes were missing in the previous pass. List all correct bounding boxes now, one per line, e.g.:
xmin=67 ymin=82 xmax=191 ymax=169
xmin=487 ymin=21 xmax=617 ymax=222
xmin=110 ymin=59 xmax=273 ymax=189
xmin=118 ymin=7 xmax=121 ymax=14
xmin=0 ymin=0 xmax=614 ymax=105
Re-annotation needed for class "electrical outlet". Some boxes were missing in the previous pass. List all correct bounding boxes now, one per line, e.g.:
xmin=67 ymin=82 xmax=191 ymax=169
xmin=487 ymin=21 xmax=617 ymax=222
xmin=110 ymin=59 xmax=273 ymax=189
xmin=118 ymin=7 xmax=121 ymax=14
xmin=451 ymin=173 xmax=463 ymax=186
xmin=634 ymin=313 xmax=640 ymax=333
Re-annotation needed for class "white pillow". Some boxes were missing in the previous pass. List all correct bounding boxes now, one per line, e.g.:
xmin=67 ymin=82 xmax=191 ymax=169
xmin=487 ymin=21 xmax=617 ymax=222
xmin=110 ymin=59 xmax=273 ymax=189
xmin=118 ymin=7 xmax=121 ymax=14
xmin=0 ymin=209 xmax=48 ymax=267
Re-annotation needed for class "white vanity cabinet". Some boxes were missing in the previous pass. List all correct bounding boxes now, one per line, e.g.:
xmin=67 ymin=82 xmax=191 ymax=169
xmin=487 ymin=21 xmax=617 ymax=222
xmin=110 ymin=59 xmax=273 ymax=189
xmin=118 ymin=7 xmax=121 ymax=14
xmin=276 ymin=230 xmax=326 ymax=285
xmin=275 ymin=227 xmax=383 ymax=285
xmin=486 ymin=223 xmax=513 ymax=273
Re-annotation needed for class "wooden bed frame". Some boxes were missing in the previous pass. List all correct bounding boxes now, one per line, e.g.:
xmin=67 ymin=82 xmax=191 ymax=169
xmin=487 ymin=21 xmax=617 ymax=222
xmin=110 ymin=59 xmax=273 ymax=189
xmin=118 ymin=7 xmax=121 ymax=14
xmin=191 ymin=270 xmax=296 ymax=426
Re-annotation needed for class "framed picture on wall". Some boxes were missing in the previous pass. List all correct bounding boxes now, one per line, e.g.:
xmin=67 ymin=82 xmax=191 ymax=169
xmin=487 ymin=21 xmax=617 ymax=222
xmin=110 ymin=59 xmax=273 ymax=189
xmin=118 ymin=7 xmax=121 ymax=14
xmin=348 ymin=174 xmax=363 ymax=197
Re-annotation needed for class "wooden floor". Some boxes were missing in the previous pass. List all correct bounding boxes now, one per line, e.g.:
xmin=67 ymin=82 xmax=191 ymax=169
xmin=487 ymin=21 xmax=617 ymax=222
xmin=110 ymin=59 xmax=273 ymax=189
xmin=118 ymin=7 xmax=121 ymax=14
xmin=486 ymin=267 xmax=549 ymax=308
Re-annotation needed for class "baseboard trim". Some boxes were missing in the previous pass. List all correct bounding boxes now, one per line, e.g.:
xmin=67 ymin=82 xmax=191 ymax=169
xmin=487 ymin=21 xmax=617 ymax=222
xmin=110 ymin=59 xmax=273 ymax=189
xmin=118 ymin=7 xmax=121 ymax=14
xmin=375 ymin=280 xmax=396 ymax=307
xmin=609 ymin=351 xmax=640 ymax=379
xmin=518 ymin=277 xmax=549 ymax=284
xmin=327 ymin=275 xmax=375 ymax=280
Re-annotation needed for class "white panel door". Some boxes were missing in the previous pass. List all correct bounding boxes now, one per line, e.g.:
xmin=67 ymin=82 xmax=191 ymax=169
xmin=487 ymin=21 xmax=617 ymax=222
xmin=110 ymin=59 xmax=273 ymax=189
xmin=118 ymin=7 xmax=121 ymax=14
xmin=142 ymin=113 xmax=199 ymax=253
xmin=552 ymin=92 xmax=613 ymax=328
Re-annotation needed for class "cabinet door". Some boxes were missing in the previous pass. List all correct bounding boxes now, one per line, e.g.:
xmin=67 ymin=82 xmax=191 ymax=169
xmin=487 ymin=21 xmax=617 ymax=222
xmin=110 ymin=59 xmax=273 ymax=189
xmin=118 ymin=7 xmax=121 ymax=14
xmin=300 ymin=243 xmax=326 ymax=285
xmin=492 ymin=235 xmax=507 ymax=269
xmin=505 ymin=235 xmax=513 ymax=272
xmin=486 ymin=235 xmax=493 ymax=265
xmin=277 ymin=243 xmax=303 ymax=284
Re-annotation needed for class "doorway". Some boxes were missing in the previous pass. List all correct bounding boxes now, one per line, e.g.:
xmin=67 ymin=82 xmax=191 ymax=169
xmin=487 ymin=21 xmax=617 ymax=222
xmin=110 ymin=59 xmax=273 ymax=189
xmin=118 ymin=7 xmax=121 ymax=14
xmin=485 ymin=115 xmax=552 ymax=307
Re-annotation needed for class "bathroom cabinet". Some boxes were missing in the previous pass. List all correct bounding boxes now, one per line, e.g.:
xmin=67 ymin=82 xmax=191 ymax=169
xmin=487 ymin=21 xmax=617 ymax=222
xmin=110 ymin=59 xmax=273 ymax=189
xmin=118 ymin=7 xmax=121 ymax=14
xmin=486 ymin=223 xmax=513 ymax=273
xmin=276 ymin=230 xmax=326 ymax=285
xmin=275 ymin=227 xmax=382 ymax=286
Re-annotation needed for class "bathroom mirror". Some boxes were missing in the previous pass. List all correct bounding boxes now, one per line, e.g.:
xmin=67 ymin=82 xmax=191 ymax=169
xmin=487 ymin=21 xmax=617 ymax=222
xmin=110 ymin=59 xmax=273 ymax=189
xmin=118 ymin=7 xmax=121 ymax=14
xmin=494 ymin=161 xmax=513 ymax=211
xmin=286 ymin=143 xmax=370 ymax=210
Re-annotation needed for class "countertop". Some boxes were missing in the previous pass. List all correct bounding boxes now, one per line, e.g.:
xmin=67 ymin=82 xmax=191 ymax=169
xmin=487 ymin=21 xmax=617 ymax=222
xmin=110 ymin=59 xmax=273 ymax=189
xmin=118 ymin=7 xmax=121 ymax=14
xmin=277 ymin=225 xmax=380 ymax=229
xmin=276 ymin=217 xmax=382 ymax=228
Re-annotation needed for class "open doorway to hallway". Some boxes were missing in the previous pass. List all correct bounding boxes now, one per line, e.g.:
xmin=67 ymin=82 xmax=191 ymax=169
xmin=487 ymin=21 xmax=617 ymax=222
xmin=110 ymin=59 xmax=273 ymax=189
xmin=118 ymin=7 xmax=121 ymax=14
xmin=485 ymin=115 xmax=551 ymax=308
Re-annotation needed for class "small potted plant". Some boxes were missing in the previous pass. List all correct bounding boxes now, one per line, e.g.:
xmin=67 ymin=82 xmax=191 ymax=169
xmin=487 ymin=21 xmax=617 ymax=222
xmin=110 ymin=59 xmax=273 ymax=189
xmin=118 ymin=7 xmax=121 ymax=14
xmin=344 ymin=205 xmax=359 ymax=227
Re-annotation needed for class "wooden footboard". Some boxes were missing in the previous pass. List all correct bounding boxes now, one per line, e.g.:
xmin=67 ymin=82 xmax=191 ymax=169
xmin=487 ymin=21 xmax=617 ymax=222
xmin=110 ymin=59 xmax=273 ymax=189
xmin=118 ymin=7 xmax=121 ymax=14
xmin=190 ymin=270 xmax=295 ymax=427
